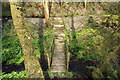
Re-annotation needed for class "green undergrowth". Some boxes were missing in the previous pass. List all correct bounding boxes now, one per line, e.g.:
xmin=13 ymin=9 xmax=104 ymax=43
xmin=1 ymin=71 xmax=75 ymax=79
xmin=1 ymin=71 xmax=26 ymax=79
xmin=64 ymin=14 xmax=119 ymax=79
xmin=2 ymin=23 xmax=23 ymax=65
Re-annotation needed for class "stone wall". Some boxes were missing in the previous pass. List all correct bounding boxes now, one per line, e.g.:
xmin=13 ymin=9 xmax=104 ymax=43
xmin=27 ymin=15 xmax=102 ymax=32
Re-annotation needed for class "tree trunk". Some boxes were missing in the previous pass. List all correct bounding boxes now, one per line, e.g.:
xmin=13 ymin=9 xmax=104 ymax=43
xmin=43 ymin=1 xmax=49 ymax=25
xmin=10 ymin=2 xmax=44 ymax=78
xmin=84 ymin=0 xmax=87 ymax=10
